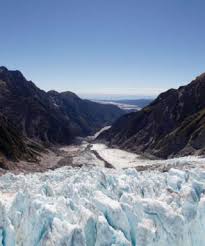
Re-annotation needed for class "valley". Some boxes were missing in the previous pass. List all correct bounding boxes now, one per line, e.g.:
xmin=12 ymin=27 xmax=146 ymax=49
xmin=1 ymin=1 xmax=205 ymax=244
xmin=1 ymin=67 xmax=205 ymax=246
xmin=3 ymin=126 xmax=205 ymax=176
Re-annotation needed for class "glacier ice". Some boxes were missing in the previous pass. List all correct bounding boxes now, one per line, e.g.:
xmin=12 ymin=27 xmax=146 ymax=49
xmin=1 ymin=166 xmax=205 ymax=245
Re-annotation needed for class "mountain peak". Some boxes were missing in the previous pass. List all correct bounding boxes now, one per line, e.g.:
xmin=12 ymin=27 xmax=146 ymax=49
xmin=47 ymin=90 xmax=59 ymax=96
xmin=0 ymin=67 xmax=26 ymax=82
xmin=0 ymin=66 xmax=8 ymax=73
xmin=60 ymin=91 xmax=79 ymax=99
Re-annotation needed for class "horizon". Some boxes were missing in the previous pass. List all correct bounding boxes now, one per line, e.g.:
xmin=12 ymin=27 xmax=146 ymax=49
xmin=79 ymin=93 xmax=155 ymax=100
xmin=1 ymin=1 xmax=205 ymax=97
xmin=0 ymin=64 xmax=202 ymax=100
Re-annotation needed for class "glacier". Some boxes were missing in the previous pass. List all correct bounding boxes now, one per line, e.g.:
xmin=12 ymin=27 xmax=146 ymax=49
xmin=1 ymin=165 xmax=205 ymax=245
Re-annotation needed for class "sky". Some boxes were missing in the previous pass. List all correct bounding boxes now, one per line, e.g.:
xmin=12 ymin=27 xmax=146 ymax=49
xmin=1 ymin=0 xmax=205 ymax=99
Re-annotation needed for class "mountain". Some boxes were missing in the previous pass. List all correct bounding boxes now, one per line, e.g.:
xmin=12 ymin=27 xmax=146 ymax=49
xmin=0 ymin=66 xmax=73 ymax=145
xmin=0 ymin=66 xmax=124 ymax=162
xmin=47 ymin=90 xmax=124 ymax=136
xmin=98 ymin=73 xmax=205 ymax=158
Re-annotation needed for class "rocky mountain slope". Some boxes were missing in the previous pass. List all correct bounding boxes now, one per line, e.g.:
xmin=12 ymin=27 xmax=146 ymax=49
xmin=99 ymin=73 xmax=205 ymax=158
xmin=0 ymin=66 xmax=123 ymax=162
xmin=0 ymin=115 xmax=33 ymax=164
xmin=0 ymin=66 xmax=73 ymax=145
xmin=48 ymin=90 xmax=124 ymax=136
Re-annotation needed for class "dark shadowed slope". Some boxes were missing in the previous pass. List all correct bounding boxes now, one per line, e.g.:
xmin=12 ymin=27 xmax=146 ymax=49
xmin=99 ymin=73 xmax=205 ymax=158
xmin=48 ymin=90 xmax=124 ymax=136
xmin=0 ymin=66 xmax=72 ymax=144
xmin=0 ymin=114 xmax=39 ymax=168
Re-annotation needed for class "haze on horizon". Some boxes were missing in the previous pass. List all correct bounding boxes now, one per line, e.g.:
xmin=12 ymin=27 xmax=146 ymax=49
xmin=1 ymin=0 xmax=205 ymax=99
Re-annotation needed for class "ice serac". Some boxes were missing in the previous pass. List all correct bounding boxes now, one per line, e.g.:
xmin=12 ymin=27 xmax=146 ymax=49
xmin=1 ymin=166 xmax=205 ymax=245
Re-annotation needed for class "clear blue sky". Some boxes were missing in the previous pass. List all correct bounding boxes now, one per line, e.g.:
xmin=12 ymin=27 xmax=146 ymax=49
xmin=1 ymin=0 xmax=205 ymax=98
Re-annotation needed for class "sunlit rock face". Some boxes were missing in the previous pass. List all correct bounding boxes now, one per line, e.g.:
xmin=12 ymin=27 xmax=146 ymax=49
xmin=1 ymin=166 xmax=205 ymax=245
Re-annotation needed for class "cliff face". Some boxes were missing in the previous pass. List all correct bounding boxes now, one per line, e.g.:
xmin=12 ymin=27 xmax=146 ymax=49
xmin=99 ymin=73 xmax=205 ymax=158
